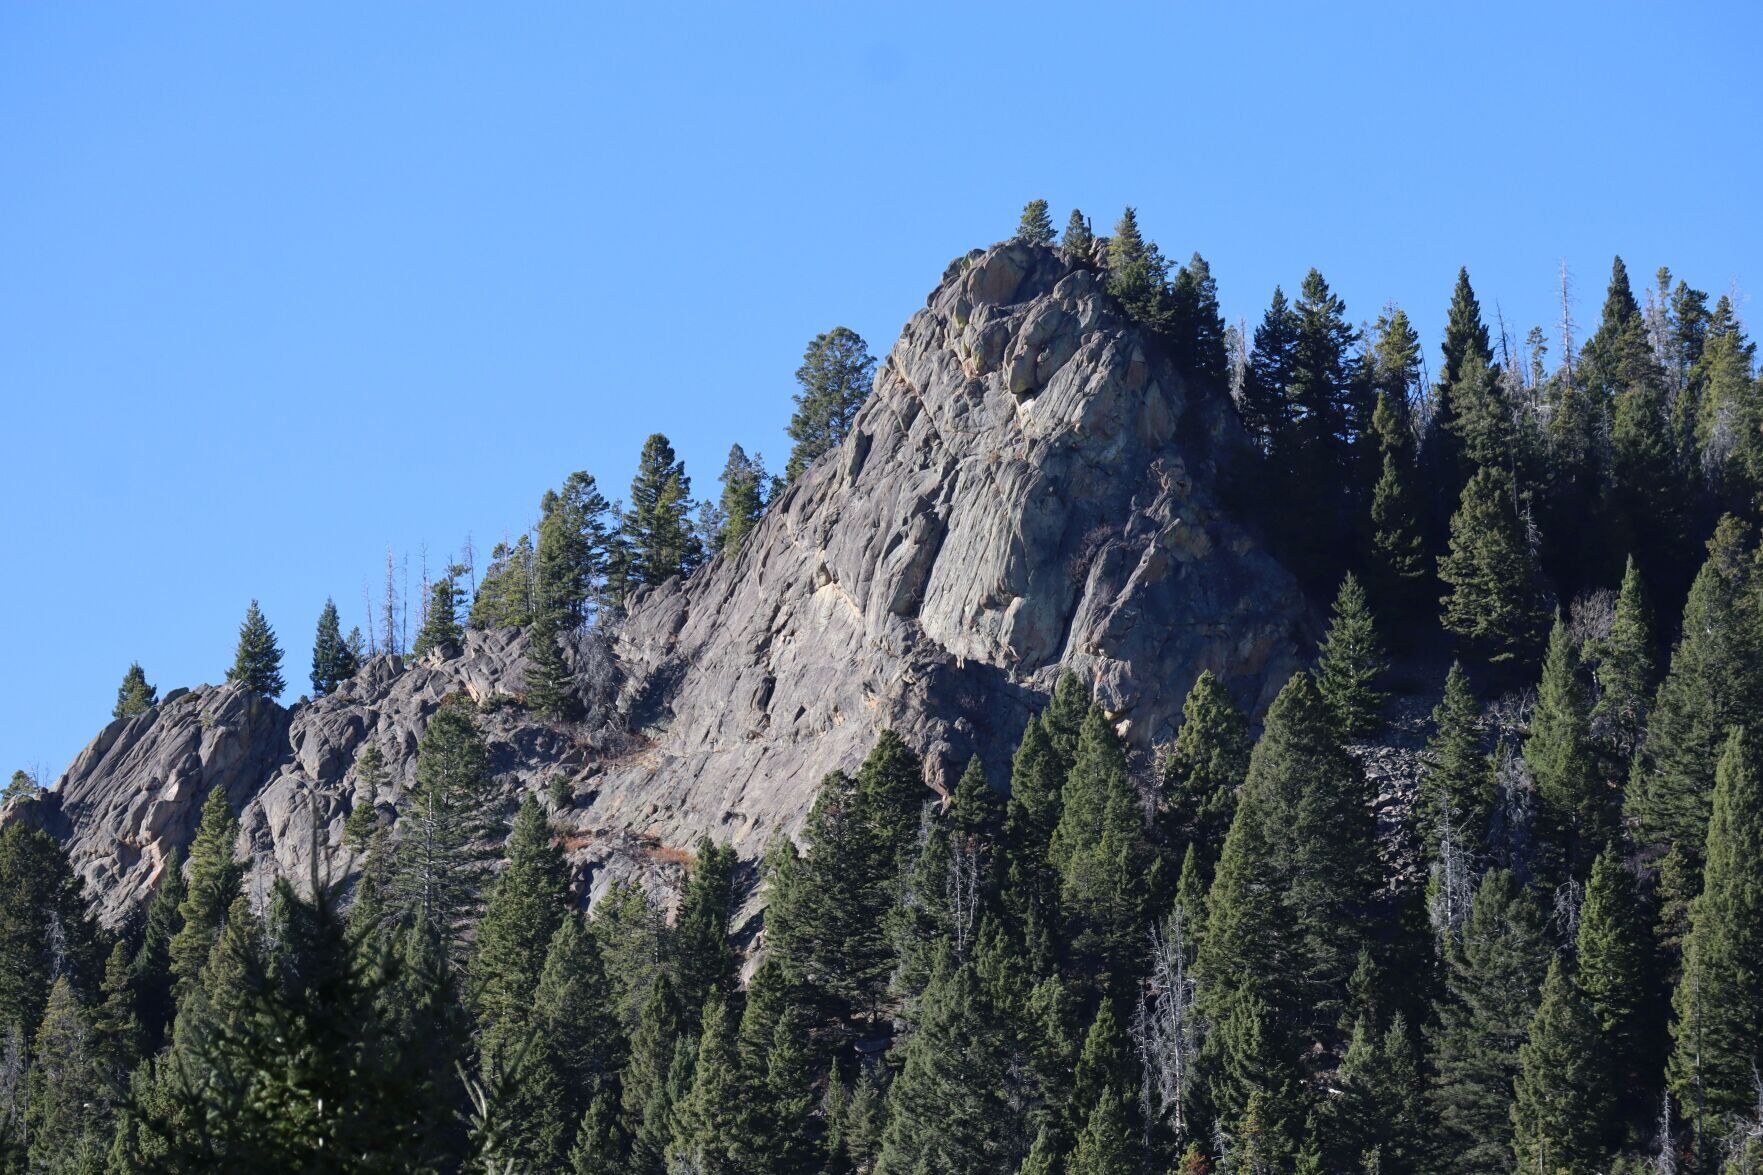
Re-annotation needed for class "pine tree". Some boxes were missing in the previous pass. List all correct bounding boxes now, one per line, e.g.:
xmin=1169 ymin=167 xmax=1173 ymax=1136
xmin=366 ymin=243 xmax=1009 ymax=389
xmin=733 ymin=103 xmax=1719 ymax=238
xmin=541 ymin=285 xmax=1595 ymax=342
xmin=1367 ymin=389 xmax=1429 ymax=616
xmin=1426 ymin=267 xmax=1495 ymax=511
xmin=620 ymin=433 xmax=702 ymax=592
xmin=1017 ymin=199 xmax=1055 ymax=245
xmin=1279 ymin=268 xmax=1363 ymax=577
xmin=1511 ymin=956 xmax=1610 ymax=1175
xmin=226 ymin=599 xmax=285 ymax=697
xmin=0 ymin=823 xmax=95 ymax=1047
xmin=1105 ymin=207 xmax=1171 ymax=330
xmin=24 ymin=976 xmax=112 ymax=1172
xmin=1003 ymin=714 xmax=1065 ymax=972
xmin=525 ymin=608 xmax=581 ymax=721
xmin=1426 ymin=869 xmax=1546 ymax=1174
xmin=1526 ymin=615 xmax=1606 ymax=865
xmin=785 ymin=328 xmax=876 ymax=483
xmin=1438 ymin=464 xmax=1550 ymax=668
xmin=714 ymin=444 xmax=769 ymax=553
xmin=1668 ymin=729 xmax=1763 ymax=1119
xmin=1631 ymin=516 xmax=1763 ymax=865
xmin=1169 ymin=252 xmax=1229 ymax=388
xmin=536 ymin=471 xmax=612 ymax=625
xmin=1067 ymin=1084 xmax=1139 ymax=1175
xmin=113 ymin=661 xmax=157 ymax=719
xmin=1588 ymin=556 xmax=1656 ymax=755
xmin=1315 ymin=573 xmax=1389 ymax=738
xmin=1049 ymin=705 xmax=1152 ymax=979
xmin=666 ymin=991 xmax=750 ymax=1174
xmin=672 ymin=838 xmax=738 ymax=1020
xmin=1239 ymin=287 xmax=1299 ymax=455
xmin=468 ymin=795 xmax=567 ymax=1032
xmin=621 ymin=974 xmax=686 ymax=1175
xmin=1447 ymin=352 xmax=1512 ymax=474
xmin=1160 ymin=670 xmax=1250 ymax=868
xmin=93 ymin=937 xmax=142 ymax=1081
xmin=469 ymin=535 xmax=537 ymax=629
xmin=1576 ymin=843 xmax=1659 ymax=1146
xmin=410 ymin=575 xmax=464 ymax=658
xmin=168 ymin=784 xmax=243 ymax=1003
xmin=391 ymin=699 xmax=495 ymax=953
xmin=569 ymin=1087 xmax=632 ymax=1175
xmin=1063 ymin=208 xmax=1095 ymax=260
xmin=134 ymin=845 xmax=185 ymax=1051
xmin=309 ymin=597 xmax=358 ymax=695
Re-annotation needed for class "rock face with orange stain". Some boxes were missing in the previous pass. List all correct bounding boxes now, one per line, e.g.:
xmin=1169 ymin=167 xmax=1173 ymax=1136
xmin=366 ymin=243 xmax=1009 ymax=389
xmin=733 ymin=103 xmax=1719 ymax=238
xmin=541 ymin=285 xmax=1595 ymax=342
xmin=9 ymin=239 xmax=1310 ymax=924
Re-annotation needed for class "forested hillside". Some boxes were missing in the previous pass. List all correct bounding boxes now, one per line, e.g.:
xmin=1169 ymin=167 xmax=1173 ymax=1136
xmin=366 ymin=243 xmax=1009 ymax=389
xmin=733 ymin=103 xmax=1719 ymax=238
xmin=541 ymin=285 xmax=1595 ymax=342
xmin=3 ymin=202 xmax=1762 ymax=1172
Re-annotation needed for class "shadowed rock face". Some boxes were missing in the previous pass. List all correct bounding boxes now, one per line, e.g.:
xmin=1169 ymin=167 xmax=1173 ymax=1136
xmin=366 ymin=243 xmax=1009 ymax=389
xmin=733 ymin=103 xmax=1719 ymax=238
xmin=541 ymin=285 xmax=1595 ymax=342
xmin=8 ymin=239 xmax=1311 ymax=924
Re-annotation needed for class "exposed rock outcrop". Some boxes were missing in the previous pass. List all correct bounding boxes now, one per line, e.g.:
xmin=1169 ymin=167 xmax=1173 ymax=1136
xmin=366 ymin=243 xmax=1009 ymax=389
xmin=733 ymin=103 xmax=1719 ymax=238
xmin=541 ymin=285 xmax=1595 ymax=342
xmin=10 ymin=238 xmax=1314 ymax=924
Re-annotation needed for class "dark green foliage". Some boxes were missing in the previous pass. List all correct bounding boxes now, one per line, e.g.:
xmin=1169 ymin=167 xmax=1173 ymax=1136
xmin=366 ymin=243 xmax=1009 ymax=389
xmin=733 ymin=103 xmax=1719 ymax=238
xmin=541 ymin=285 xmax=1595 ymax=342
xmin=1426 ymin=266 xmax=1495 ymax=506
xmin=1526 ymin=615 xmax=1606 ymax=864
xmin=667 ymin=991 xmax=754 ymax=1175
xmin=1630 ymin=516 xmax=1763 ymax=864
xmin=113 ymin=662 xmax=158 ymax=719
xmin=390 ymin=699 xmax=494 ymax=952
xmin=1668 ymin=729 xmax=1763 ymax=1120
xmin=1426 ymin=869 xmax=1546 ymax=1174
xmin=1160 ymin=669 xmax=1250 ymax=868
xmin=785 ymin=328 xmax=876 ymax=483
xmin=1438 ymin=465 xmax=1550 ymax=667
xmin=1169 ymin=252 xmax=1229 ymax=388
xmin=93 ymin=938 xmax=142 ymax=1081
xmin=410 ymin=575 xmax=463 ymax=659
xmin=310 ymin=598 xmax=358 ymax=695
xmin=25 ymin=977 xmax=112 ymax=1173
xmin=225 ymin=599 xmax=285 ymax=697
xmin=0 ymin=823 xmax=94 ymax=1048
xmin=1588 ymin=557 xmax=1655 ymax=755
xmin=168 ymin=786 xmax=243 ymax=1005
xmin=1420 ymin=662 xmax=1493 ymax=856
xmin=1511 ymin=957 xmax=1610 ymax=1174
xmin=1314 ymin=573 xmax=1388 ymax=738
xmin=1049 ymin=706 xmax=1151 ymax=980
xmin=1016 ymin=198 xmax=1055 ymax=245
xmin=1368 ymin=387 xmax=1429 ymax=616
xmin=468 ymin=795 xmax=567 ymax=1032
xmin=1062 ymin=208 xmax=1095 ymax=259
xmin=1067 ymin=1084 xmax=1138 ymax=1175
xmin=620 ymin=974 xmax=687 ymax=1175
xmin=1240 ymin=286 xmax=1299 ymax=454
xmin=672 ymin=838 xmax=739 ymax=1019
xmin=1104 ymin=207 xmax=1171 ymax=330
xmin=714 ymin=444 xmax=769 ymax=553
xmin=134 ymin=846 xmax=185 ymax=1050
xmin=536 ymin=471 xmax=612 ymax=625
xmin=469 ymin=535 xmax=536 ymax=630
xmin=619 ymin=433 xmax=703 ymax=593
xmin=1577 ymin=843 xmax=1661 ymax=1144
xmin=524 ymin=609 xmax=581 ymax=721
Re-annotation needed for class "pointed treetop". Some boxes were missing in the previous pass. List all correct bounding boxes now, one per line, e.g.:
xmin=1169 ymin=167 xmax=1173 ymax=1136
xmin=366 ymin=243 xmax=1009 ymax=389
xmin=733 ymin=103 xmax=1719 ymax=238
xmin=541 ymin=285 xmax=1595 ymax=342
xmin=1016 ymin=199 xmax=1055 ymax=246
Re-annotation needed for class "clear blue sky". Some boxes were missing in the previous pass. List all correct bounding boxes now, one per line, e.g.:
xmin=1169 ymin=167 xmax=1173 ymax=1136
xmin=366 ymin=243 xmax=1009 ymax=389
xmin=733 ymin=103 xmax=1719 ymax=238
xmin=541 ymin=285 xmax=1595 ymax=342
xmin=3 ymin=2 xmax=1758 ymax=782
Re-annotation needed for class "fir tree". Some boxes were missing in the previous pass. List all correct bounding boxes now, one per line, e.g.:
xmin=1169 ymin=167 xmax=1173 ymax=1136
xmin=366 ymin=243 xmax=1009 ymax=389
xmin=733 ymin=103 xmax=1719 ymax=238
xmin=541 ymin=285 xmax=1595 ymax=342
xmin=24 ymin=976 xmax=112 ymax=1173
xmin=1438 ymin=464 xmax=1550 ymax=668
xmin=468 ymin=795 xmax=567 ymax=1032
xmin=1420 ymin=663 xmax=1494 ymax=858
xmin=668 ymin=990 xmax=754 ymax=1175
xmin=714 ymin=444 xmax=769 ymax=553
xmin=525 ymin=609 xmax=581 ymax=721
xmin=469 ymin=535 xmax=537 ymax=629
xmin=1576 ymin=843 xmax=1660 ymax=1146
xmin=168 ymin=784 xmax=243 ymax=1004
xmin=410 ymin=575 xmax=463 ymax=659
xmin=1511 ymin=956 xmax=1610 ymax=1175
xmin=225 ymin=599 xmax=285 ymax=697
xmin=621 ymin=974 xmax=686 ymax=1175
xmin=1367 ymin=389 xmax=1429 ymax=616
xmin=1063 ymin=208 xmax=1095 ymax=260
xmin=1105 ymin=207 xmax=1171 ymax=330
xmin=1160 ymin=670 xmax=1250 ymax=868
xmin=0 ymin=823 xmax=95 ymax=1045
xmin=1016 ymin=198 xmax=1055 ymax=245
xmin=1315 ymin=573 xmax=1389 ymax=738
xmin=1426 ymin=267 xmax=1495 ymax=511
xmin=309 ymin=597 xmax=357 ymax=695
xmin=93 ymin=937 xmax=142 ymax=1082
xmin=621 ymin=433 xmax=703 ymax=591
xmin=569 ymin=1087 xmax=632 ymax=1175
xmin=1170 ymin=252 xmax=1229 ymax=388
xmin=391 ymin=699 xmax=495 ymax=953
xmin=1067 ymin=1085 xmax=1139 ymax=1175
xmin=536 ymin=471 xmax=612 ymax=625
xmin=785 ymin=328 xmax=876 ymax=483
xmin=1589 ymin=556 xmax=1656 ymax=755
xmin=1668 ymin=729 xmax=1763 ymax=1119
xmin=113 ymin=661 xmax=158 ymax=719
xmin=1426 ymin=869 xmax=1547 ymax=1174
xmin=1239 ymin=287 xmax=1299 ymax=455
xmin=1049 ymin=706 xmax=1152 ymax=979
xmin=672 ymin=838 xmax=739 ymax=1020
xmin=1526 ymin=615 xmax=1606 ymax=865
xmin=134 ymin=845 xmax=185 ymax=1051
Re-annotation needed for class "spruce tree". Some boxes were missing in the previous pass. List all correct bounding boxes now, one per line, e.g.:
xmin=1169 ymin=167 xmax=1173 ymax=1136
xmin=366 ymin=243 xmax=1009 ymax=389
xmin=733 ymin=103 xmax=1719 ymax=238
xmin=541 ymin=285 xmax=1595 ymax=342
xmin=666 ymin=991 xmax=750 ymax=1175
xmin=226 ymin=599 xmax=285 ymax=697
xmin=620 ymin=974 xmax=686 ymax=1175
xmin=1105 ymin=207 xmax=1171 ymax=330
xmin=1067 ymin=1084 xmax=1139 ymax=1175
xmin=468 ymin=795 xmax=567 ymax=1032
xmin=1438 ymin=464 xmax=1550 ymax=668
xmin=1314 ymin=573 xmax=1388 ymax=739
xmin=1049 ymin=705 xmax=1152 ymax=980
xmin=785 ymin=328 xmax=876 ymax=483
xmin=1367 ymin=389 xmax=1429 ymax=616
xmin=1526 ymin=615 xmax=1606 ymax=865
xmin=1588 ymin=556 xmax=1655 ymax=755
xmin=1169 ymin=252 xmax=1229 ymax=388
xmin=1511 ymin=956 xmax=1610 ymax=1175
xmin=1426 ymin=267 xmax=1494 ymax=512
xmin=1576 ymin=843 xmax=1660 ymax=1145
xmin=113 ymin=661 xmax=158 ymax=719
xmin=1062 ymin=208 xmax=1095 ymax=260
xmin=536 ymin=471 xmax=612 ymax=624
xmin=525 ymin=609 xmax=581 ymax=721
xmin=1668 ymin=729 xmax=1763 ymax=1119
xmin=309 ymin=598 xmax=357 ymax=695
xmin=569 ymin=1088 xmax=632 ymax=1175
xmin=1003 ymin=714 xmax=1065 ymax=972
xmin=714 ymin=444 xmax=769 ymax=553
xmin=621 ymin=433 xmax=703 ymax=591
xmin=469 ymin=535 xmax=537 ymax=629
xmin=672 ymin=838 xmax=739 ymax=1019
xmin=24 ymin=977 xmax=112 ymax=1173
xmin=93 ymin=937 xmax=143 ymax=1081
xmin=411 ymin=575 xmax=464 ymax=658
xmin=0 ymin=823 xmax=95 ymax=1046
xmin=1016 ymin=198 xmax=1055 ymax=245
xmin=168 ymin=785 xmax=243 ymax=1004
xmin=1239 ymin=287 xmax=1299 ymax=455
xmin=134 ymin=845 xmax=185 ymax=1051
xmin=391 ymin=699 xmax=495 ymax=954
xmin=1160 ymin=669 xmax=1250 ymax=868
xmin=1426 ymin=869 xmax=1547 ymax=1174
xmin=1630 ymin=516 xmax=1762 ymax=865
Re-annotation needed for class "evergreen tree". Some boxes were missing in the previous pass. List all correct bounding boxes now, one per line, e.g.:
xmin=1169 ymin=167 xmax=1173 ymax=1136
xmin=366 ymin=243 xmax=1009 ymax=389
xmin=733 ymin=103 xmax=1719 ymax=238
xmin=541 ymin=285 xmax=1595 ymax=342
xmin=1169 ymin=252 xmax=1229 ymax=388
xmin=714 ymin=444 xmax=769 ymax=553
xmin=390 ymin=699 xmax=495 ymax=953
xmin=621 ymin=974 xmax=686 ymax=1175
xmin=1314 ymin=573 xmax=1388 ymax=738
xmin=1160 ymin=670 xmax=1250 ymax=868
xmin=92 ymin=937 xmax=142 ymax=1082
xmin=411 ymin=574 xmax=464 ymax=658
xmin=1063 ymin=208 xmax=1095 ymax=260
xmin=1426 ymin=869 xmax=1547 ymax=1174
xmin=1367 ymin=389 xmax=1429 ymax=617
xmin=1049 ymin=706 xmax=1151 ymax=980
xmin=24 ymin=976 xmax=112 ymax=1173
xmin=667 ymin=991 xmax=751 ymax=1174
xmin=1003 ymin=714 xmax=1065 ymax=972
xmin=1239 ymin=287 xmax=1299 ymax=455
xmin=1016 ymin=198 xmax=1055 ymax=245
xmin=309 ymin=598 xmax=358 ymax=695
xmin=1526 ymin=615 xmax=1606 ymax=865
xmin=569 ymin=1088 xmax=632 ymax=1175
xmin=785 ymin=328 xmax=876 ymax=483
xmin=1668 ymin=729 xmax=1763 ymax=1120
xmin=1511 ymin=956 xmax=1610 ymax=1175
xmin=1438 ymin=464 xmax=1550 ymax=668
xmin=536 ymin=471 xmax=612 ymax=625
xmin=1105 ymin=207 xmax=1171 ymax=330
xmin=672 ymin=838 xmax=739 ymax=1019
xmin=0 ymin=823 xmax=94 ymax=1047
xmin=113 ymin=661 xmax=157 ymax=719
xmin=1426 ymin=267 xmax=1495 ymax=511
xmin=1278 ymin=268 xmax=1363 ymax=577
xmin=1631 ymin=516 xmax=1763 ymax=865
xmin=168 ymin=784 xmax=243 ymax=1004
xmin=225 ymin=599 xmax=285 ymax=697
xmin=619 ymin=433 xmax=702 ymax=592
xmin=1067 ymin=1085 xmax=1138 ymax=1175
xmin=469 ymin=535 xmax=537 ymax=630
xmin=1576 ymin=843 xmax=1660 ymax=1146
xmin=525 ymin=608 xmax=581 ymax=722
xmin=468 ymin=795 xmax=567 ymax=1032
xmin=1588 ymin=556 xmax=1656 ymax=755
xmin=134 ymin=846 xmax=185 ymax=1051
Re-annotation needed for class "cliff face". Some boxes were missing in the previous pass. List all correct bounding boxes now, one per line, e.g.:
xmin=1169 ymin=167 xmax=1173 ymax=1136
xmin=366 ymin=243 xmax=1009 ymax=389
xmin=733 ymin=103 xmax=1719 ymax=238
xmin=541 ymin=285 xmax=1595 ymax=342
xmin=8 ymin=239 xmax=1312 ymax=924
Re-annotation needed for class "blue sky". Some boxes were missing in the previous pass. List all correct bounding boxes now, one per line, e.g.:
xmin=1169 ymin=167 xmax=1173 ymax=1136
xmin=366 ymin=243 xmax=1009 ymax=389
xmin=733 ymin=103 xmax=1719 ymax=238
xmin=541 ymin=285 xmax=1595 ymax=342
xmin=3 ymin=2 xmax=1759 ymax=781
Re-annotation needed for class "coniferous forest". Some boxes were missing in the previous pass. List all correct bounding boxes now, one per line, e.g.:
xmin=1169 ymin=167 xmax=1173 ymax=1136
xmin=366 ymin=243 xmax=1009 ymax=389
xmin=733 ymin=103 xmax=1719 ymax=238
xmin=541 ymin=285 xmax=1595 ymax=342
xmin=6 ymin=202 xmax=1763 ymax=1174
